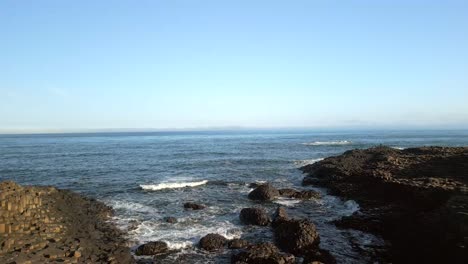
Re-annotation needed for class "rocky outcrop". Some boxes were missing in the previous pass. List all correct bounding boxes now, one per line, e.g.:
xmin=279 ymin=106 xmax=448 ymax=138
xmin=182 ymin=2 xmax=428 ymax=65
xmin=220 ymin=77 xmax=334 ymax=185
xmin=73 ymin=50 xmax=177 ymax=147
xmin=231 ymin=242 xmax=295 ymax=264
xmin=301 ymin=146 xmax=468 ymax=263
xmin=239 ymin=207 xmax=270 ymax=226
xmin=248 ymin=183 xmax=280 ymax=201
xmin=135 ymin=241 xmax=168 ymax=256
xmin=199 ymin=233 xmax=228 ymax=251
xmin=0 ymin=181 xmax=133 ymax=264
xmin=183 ymin=202 xmax=206 ymax=210
xmin=273 ymin=218 xmax=320 ymax=255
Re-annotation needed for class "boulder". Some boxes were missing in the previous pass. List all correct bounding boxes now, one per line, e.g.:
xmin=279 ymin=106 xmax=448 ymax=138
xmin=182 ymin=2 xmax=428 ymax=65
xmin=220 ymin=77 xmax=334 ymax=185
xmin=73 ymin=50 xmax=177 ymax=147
xmin=278 ymin=188 xmax=297 ymax=197
xmin=231 ymin=242 xmax=295 ymax=264
xmin=274 ymin=219 xmax=320 ymax=255
xmin=135 ymin=241 xmax=168 ymax=256
xmin=272 ymin=206 xmax=289 ymax=228
xmin=199 ymin=233 xmax=227 ymax=251
xmin=228 ymin=239 xmax=250 ymax=249
xmin=248 ymin=183 xmax=279 ymax=201
xmin=240 ymin=208 xmax=270 ymax=226
xmin=279 ymin=188 xmax=321 ymax=200
xmin=184 ymin=202 xmax=206 ymax=210
xmin=293 ymin=190 xmax=321 ymax=200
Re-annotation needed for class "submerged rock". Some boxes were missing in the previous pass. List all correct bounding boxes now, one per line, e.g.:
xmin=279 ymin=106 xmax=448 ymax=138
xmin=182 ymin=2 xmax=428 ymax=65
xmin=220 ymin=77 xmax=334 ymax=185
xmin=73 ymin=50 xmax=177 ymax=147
xmin=274 ymin=218 xmax=320 ymax=255
xmin=248 ymin=183 xmax=280 ymax=201
xmin=183 ymin=202 xmax=206 ymax=210
xmin=199 ymin=233 xmax=227 ymax=251
xmin=164 ymin=217 xmax=177 ymax=223
xmin=135 ymin=241 xmax=168 ymax=256
xmin=231 ymin=242 xmax=295 ymax=264
xmin=239 ymin=207 xmax=270 ymax=226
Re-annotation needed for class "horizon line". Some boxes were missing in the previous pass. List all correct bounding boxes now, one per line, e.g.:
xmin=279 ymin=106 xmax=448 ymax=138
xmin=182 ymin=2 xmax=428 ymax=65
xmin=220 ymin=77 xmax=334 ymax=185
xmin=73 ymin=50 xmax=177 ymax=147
xmin=1 ymin=125 xmax=468 ymax=135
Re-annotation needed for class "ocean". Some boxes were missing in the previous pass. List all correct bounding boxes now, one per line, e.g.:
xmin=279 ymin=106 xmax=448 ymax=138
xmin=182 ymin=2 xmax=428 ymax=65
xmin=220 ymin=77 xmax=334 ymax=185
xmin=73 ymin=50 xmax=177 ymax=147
xmin=1 ymin=130 xmax=467 ymax=263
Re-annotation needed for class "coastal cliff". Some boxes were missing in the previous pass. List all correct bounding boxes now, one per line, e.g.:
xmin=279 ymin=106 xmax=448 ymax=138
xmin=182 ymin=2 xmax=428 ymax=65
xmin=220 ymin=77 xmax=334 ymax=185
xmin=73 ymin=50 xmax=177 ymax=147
xmin=301 ymin=146 xmax=468 ymax=263
xmin=0 ymin=181 xmax=133 ymax=264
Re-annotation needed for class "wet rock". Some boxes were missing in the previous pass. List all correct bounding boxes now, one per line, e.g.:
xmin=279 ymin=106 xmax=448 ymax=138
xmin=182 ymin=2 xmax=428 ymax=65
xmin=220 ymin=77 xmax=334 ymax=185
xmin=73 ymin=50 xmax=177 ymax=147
xmin=184 ymin=202 xmax=206 ymax=210
xmin=274 ymin=218 xmax=320 ymax=255
xmin=240 ymin=207 xmax=270 ymax=226
xmin=231 ymin=242 xmax=295 ymax=264
xmin=278 ymin=188 xmax=297 ymax=197
xmin=272 ymin=206 xmax=289 ymax=228
xmin=279 ymin=188 xmax=321 ymax=200
xmin=135 ymin=241 xmax=168 ymax=256
xmin=303 ymin=249 xmax=337 ymax=264
xmin=292 ymin=190 xmax=321 ymax=200
xmin=228 ymin=239 xmax=251 ymax=249
xmin=199 ymin=233 xmax=227 ymax=251
xmin=164 ymin=217 xmax=177 ymax=223
xmin=248 ymin=183 xmax=280 ymax=201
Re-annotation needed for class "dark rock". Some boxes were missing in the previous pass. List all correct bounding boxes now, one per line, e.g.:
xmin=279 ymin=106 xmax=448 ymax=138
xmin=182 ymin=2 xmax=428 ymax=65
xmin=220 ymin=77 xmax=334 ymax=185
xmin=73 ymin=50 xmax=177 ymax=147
xmin=248 ymin=183 xmax=280 ymax=201
xmin=292 ymin=190 xmax=321 ymax=200
xmin=164 ymin=217 xmax=177 ymax=223
xmin=228 ymin=239 xmax=250 ymax=249
xmin=184 ymin=202 xmax=206 ymax=210
xmin=303 ymin=249 xmax=337 ymax=264
xmin=135 ymin=241 xmax=168 ymax=256
xmin=278 ymin=188 xmax=297 ymax=197
xmin=231 ymin=242 xmax=295 ymax=264
xmin=272 ymin=206 xmax=289 ymax=228
xmin=240 ymin=207 xmax=270 ymax=226
xmin=279 ymin=188 xmax=321 ymax=200
xmin=199 ymin=233 xmax=227 ymax=251
xmin=274 ymin=219 xmax=320 ymax=255
xmin=300 ymin=146 xmax=468 ymax=263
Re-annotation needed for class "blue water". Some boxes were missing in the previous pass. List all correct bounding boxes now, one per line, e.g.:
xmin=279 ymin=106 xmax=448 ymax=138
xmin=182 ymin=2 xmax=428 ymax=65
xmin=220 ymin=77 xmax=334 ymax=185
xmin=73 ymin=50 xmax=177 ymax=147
xmin=1 ymin=130 xmax=467 ymax=263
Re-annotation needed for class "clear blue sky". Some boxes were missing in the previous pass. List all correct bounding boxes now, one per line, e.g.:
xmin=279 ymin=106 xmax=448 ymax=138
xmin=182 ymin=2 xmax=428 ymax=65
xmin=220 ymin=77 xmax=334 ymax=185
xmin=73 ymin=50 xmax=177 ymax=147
xmin=1 ymin=1 xmax=467 ymax=133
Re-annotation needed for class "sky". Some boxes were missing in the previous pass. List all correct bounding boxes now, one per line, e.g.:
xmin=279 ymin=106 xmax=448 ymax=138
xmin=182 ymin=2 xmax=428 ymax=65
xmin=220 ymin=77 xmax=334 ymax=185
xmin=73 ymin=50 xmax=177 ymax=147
xmin=1 ymin=0 xmax=468 ymax=133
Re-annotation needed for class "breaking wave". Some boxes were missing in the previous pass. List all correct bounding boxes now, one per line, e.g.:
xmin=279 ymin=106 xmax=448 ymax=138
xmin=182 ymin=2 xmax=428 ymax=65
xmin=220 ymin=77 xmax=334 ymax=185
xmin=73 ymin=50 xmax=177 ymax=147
xmin=140 ymin=180 xmax=208 ymax=191
xmin=294 ymin=158 xmax=324 ymax=167
xmin=302 ymin=140 xmax=352 ymax=146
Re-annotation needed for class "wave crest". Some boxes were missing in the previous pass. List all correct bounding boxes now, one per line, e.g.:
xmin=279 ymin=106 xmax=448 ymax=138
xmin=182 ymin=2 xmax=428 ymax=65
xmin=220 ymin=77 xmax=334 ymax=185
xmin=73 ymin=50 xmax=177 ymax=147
xmin=302 ymin=140 xmax=352 ymax=146
xmin=293 ymin=158 xmax=324 ymax=167
xmin=140 ymin=180 xmax=208 ymax=191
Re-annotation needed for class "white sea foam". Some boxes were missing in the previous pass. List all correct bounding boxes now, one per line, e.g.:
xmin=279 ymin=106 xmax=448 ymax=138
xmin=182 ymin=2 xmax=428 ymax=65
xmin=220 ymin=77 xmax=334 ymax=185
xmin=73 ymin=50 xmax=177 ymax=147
xmin=129 ymin=219 xmax=242 ymax=250
xmin=166 ymin=241 xmax=193 ymax=250
xmin=302 ymin=140 xmax=352 ymax=146
xmin=293 ymin=158 xmax=324 ymax=167
xmin=140 ymin=180 xmax=208 ymax=191
xmin=274 ymin=197 xmax=301 ymax=207
xmin=108 ymin=200 xmax=158 ymax=214
xmin=391 ymin=146 xmax=406 ymax=150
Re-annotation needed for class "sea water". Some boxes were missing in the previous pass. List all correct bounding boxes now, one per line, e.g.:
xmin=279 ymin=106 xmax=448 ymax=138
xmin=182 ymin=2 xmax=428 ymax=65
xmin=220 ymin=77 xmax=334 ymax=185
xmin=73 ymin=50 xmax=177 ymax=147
xmin=1 ymin=130 xmax=467 ymax=263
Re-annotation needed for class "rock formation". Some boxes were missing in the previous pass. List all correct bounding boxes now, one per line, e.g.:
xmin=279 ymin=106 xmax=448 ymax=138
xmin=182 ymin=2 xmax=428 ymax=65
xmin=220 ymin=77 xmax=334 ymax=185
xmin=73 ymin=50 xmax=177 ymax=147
xmin=0 ymin=181 xmax=133 ymax=263
xmin=301 ymin=146 xmax=468 ymax=263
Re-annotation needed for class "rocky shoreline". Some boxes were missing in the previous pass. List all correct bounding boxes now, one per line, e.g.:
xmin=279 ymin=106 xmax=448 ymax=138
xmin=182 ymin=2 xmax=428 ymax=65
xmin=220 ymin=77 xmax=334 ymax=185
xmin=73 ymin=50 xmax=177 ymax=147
xmin=0 ymin=181 xmax=134 ymax=264
xmin=301 ymin=146 xmax=468 ymax=263
xmin=2 ymin=146 xmax=467 ymax=263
